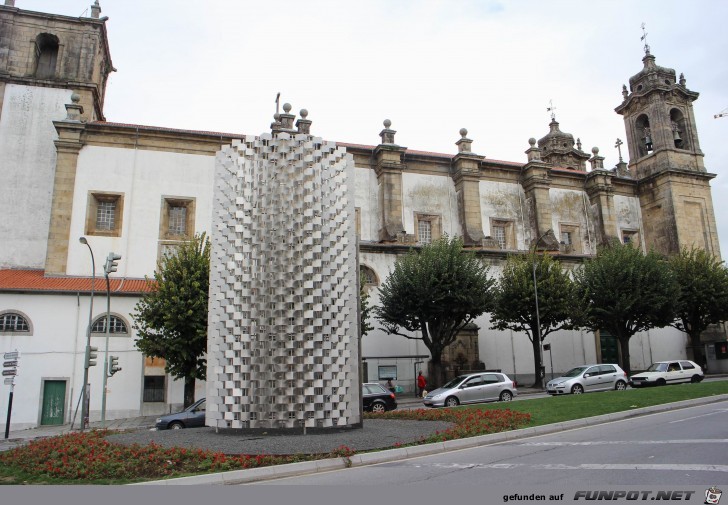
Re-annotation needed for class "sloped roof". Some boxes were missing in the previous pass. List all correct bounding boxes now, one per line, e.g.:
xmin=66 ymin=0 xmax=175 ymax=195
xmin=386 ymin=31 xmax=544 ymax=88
xmin=0 ymin=269 xmax=154 ymax=295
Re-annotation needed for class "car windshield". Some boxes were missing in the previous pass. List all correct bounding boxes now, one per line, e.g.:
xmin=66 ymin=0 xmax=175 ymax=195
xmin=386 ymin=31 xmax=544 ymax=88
xmin=562 ymin=367 xmax=588 ymax=378
xmin=647 ymin=363 xmax=668 ymax=372
xmin=441 ymin=375 xmax=469 ymax=389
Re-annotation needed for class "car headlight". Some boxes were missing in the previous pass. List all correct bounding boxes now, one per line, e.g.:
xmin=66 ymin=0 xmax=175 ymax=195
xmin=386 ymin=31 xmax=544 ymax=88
xmin=155 ymin=418 xmax=162 ymax=424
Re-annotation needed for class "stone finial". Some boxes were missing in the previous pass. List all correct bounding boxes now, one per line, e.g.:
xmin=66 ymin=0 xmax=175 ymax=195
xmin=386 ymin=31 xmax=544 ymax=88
xmin=576 ymin=138 xmax=583 ymax=151
xmin=455 ymin=128 xmax=473 ymax=154
xmin=91 ymin=0 xmax=101 ymax=19
xmin=589 ymin=146 xmax=605 ymax=171
xmin=296 ymin=108 xmax=312 ymax=135
xmin=64 ymin=92 xmax=84 ymax=122
xmin=679 ymin=73 xmax=686 ymax=86
xmin=379 ymin=119 xmax=396 ymax=145
xmin=525 ymin=137 xmax=541 ymax=162
xmin=277 ymin=103 xmax=295 ymax=130
xmin=622 ymin=84 xmax=628 ymax=99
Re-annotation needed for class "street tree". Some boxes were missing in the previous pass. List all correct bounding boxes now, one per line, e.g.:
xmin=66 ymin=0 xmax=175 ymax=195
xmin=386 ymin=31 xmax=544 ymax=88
xmin=574 ymin=242 xmax=679 ymax=376
xmin=490 ymin=251 xmax=578 ymax=388
xmin=360 ymin=271 xmax=374 ymax=338
xmin=133 ymin=233 xmax=210 ymax=407
xmin=375 ymin=236 xmax=496 ymax=387
xmin=669 ymin=247 xmax=728 ymax=369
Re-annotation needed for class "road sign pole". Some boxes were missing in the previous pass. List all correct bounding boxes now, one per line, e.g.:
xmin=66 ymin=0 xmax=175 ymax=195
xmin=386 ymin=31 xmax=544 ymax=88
xmin=4 ymin=383 xmax=14 ymax=439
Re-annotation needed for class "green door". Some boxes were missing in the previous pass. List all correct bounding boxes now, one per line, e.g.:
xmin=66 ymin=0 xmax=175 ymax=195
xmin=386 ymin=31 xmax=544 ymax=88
xmin=600 ymin=331 xmax=619 ymax=364
xmin=40 ymin=380 xmax=66 ymax=425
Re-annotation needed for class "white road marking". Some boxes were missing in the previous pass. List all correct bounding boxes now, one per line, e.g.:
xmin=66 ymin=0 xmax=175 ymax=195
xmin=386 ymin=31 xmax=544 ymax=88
xmin=668 ymin=409 xmax=728 ymax=423
xmin=520 ymin=439 xmax=728 ymax=446
xmin=412 ymin=462 xmax=728 ymax=472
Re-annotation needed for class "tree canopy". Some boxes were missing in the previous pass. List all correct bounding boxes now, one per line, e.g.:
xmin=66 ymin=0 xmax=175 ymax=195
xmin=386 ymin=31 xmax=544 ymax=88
xmin=669 ymin=247 xmax=728 ymax=368
xmin=132 ymin=233 xmax=210 ymax=407
xmin=574 ymin=242 xmax=679 ymax=376
xmin=490 ymin=251 xmax=577 ymax=388
xmin=375 ymin=236 xmax=496 ymax=387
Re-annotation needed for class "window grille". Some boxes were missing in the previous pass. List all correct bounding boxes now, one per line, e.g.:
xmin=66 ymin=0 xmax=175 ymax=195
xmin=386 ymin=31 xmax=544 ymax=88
xmin=493 ymin=225 xmax=506 ymax=249
xmin=0 ymin=313 xmax=29 ymax=332
xmin=168 ymin=205 xmax=187 ymax=235
xmin=418 ymin=220 xmax=432 ymax=244
xmin=91 ymin=315 xmax=128 ymax=334
xmin=96 ymin=201 xmax=116 ymax=230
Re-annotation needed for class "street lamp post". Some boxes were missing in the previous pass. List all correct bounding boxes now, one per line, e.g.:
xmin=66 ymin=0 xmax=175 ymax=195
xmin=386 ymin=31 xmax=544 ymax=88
xmin=78 ymin=237 xmax=95 ymax=431
xmin=532 ymin=229 xmax=553 ymax=389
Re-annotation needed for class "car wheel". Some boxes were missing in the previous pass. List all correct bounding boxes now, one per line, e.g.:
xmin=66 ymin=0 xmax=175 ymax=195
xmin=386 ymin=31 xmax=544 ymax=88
xmin=571 ymin=384 xmax=584 ymax=395
xmin=499 ymin=391 xmax=513 ymax=402
xmin=169 ymin=421 xmax=184 ymax=430
xmin=615 ymin=380 xmax=627 ymax=391
xmin=656 ymin=378 xmax=666 ymax=386
xmin=371 ymin=402 xmax=386 ymax=414
xmin=444 ymin=396 xmax=460 ymax=407
xmin=691 ymin=375 xmax=702 ymax=383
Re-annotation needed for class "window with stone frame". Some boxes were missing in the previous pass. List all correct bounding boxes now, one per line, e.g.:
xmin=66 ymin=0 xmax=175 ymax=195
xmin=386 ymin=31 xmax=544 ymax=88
xmin=415 ymin=214 xmax=441 ymax=245
xmin=360 ymin=265 xmax=379 ymax=288
xmin=0 ymin=311 xmax=32 ymax=334
xmin=86 ymin=192 xmax=124 ymax=237
xmin=34 ymin=33 xmax=59 ymax=79
xmin=559 ymin=224 xmax=582 ymax=254
xmin=621 ymin=229 xmax=640 ymax=247
xmin=489 ymin=219 xmax=515 ymax=250
xmin=158 ymin=197 xmax=195 ymax=259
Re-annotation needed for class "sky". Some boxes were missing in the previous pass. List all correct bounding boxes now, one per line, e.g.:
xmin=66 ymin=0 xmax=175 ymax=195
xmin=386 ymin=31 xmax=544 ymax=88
xmin=19 ymin=0 xmax=728 ymax=255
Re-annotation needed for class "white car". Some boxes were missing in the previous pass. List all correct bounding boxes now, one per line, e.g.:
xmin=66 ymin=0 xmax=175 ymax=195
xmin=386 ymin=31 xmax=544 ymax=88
xmin=629 ymin=360 xmax=704 ymax=388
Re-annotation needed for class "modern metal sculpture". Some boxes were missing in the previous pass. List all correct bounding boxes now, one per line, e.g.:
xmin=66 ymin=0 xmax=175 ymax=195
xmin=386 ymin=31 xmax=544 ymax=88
xmin=207 ymin=105 xmax=361 ymax=430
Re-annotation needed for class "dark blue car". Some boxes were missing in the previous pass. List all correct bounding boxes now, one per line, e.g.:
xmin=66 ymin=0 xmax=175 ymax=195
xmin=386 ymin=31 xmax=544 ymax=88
xmin=155 ymin=398 xmax=206 ymax=430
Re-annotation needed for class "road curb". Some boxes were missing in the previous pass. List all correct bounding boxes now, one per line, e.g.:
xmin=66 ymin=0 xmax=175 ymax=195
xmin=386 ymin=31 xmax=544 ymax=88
xmin=134 ymin=393 xmax=728 ymax=485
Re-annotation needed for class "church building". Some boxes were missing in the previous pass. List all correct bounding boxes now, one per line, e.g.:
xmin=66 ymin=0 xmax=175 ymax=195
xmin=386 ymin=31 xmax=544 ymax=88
xmin=0 ymin=1 xmax=724 ymax=430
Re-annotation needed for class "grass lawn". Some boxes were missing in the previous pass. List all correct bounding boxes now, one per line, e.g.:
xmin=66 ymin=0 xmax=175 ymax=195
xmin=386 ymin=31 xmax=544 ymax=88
xmin=461 ymin=380 xmax=728 ymax=427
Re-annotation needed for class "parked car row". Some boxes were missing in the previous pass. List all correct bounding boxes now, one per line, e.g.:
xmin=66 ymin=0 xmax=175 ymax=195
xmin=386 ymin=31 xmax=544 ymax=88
xmin=155 ymin=360 xmax=707 ymax=428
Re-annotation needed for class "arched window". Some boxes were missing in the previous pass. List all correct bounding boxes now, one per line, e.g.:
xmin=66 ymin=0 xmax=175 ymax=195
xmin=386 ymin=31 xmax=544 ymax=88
xmin=635 ymin=114 xmax=652 ymax=157
xmin=360 ymin=265 xmax=379 ymax=287
xmin=91 ymin=314 xmax=129 ymax=335
xmin=34 ymin=33 xmax=59 ymax=79
xmin=670 ymin=108 xmax=690 ymax=150
xmin=0 ymin=311 xmax=32 ymax=335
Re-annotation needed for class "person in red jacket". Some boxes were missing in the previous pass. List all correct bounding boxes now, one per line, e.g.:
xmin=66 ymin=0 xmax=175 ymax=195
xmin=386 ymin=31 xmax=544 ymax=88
xmin=417 ymin=371 xmax=427 ymax=397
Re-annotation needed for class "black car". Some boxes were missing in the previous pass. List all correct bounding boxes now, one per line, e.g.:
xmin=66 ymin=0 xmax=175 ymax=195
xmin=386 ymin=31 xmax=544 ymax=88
xmin=363 ymin=382 xmax=397 ymax=413
xmin=155 ymin=398 xmax=206 ymax=429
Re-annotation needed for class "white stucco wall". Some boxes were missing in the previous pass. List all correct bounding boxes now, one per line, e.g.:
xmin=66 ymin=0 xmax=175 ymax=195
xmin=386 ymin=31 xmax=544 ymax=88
xmin=0 ymin=84 xmax=71 ymax=269
xmin=614 ymin=194 xmax=645 ymax=247
xmin=550 ymin=188 xmax=595 ymax=255
xmin=480 ymin=181 xmax=528 ymax=249
xmin=402 ymin=172 xmax=460 ymax=237
xmin=353 ymin=166 xmax=379 ymax=242
xmin=65 ymin=146 xmax=216 ymax=278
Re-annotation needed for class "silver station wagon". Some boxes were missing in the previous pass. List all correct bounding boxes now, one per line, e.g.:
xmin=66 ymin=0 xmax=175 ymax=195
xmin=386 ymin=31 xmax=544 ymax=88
xmin=546 ymin=364 xmax=628 ymax=395
xmin=423 ymin=372 xmax=518 ymax=407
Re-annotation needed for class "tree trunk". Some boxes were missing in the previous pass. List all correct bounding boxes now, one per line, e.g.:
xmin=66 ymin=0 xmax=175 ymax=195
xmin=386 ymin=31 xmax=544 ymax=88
xmin=618 ymin=336 xmax=632 ymax=377
xmin=184 ymin=377 xmax=196 ymax=408
xmin=428 ymin=354 xmax=445 ymax=389
xmin=531 ymin=336 xmax=544 ymax=389
xmin=689 ymin=332 xmax=707 ymax=372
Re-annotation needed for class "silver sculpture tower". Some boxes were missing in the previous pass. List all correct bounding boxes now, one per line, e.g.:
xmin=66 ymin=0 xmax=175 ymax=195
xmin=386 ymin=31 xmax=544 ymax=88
xmin=207 ymin=106 xmax=361 ymax=430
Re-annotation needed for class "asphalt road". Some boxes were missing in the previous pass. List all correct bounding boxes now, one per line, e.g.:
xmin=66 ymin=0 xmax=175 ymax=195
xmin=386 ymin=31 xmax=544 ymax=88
xmin=249 ymin=399 xmax=728 ymax=487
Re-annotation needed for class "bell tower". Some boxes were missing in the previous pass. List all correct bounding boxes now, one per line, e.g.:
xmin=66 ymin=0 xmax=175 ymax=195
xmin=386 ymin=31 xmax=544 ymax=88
xmin=615 ymin=48 xmax=720 ymax=258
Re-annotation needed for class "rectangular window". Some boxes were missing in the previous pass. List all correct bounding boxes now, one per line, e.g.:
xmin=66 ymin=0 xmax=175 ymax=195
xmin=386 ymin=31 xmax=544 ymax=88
xmin=415 ymin=214 xmax=441 ymax=245
xmin=559 ymin=224 xmax=581 ymax=254
xmin=86 ymin=192 xmax=124 ymax=237
xmin=489 ymin=219 xmax=514 ymax=250
xmin=622 ymin=230 xmax=639 ymax=246
xmin=418 ymin=220 xmax=432 ymax=244
xmin=168 ymin=205 xmax=187 ymax=235
xmin=143 ymin=376 xmax=165 ymax=402
xmin=159 ymin=197 xmax=196 ymax=259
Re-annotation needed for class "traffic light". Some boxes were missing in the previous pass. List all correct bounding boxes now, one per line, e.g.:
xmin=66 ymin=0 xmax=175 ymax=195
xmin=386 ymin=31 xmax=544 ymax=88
xmin=108 ymin=355 xmax=121 ymax=376
xmin=86 ymin=346 xmax=98 ymax=368
xmin=104 ymin=252 xmax=122 ymax=275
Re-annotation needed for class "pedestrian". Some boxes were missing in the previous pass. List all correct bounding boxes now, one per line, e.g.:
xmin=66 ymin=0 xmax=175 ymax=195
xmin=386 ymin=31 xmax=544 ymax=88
xmin=417 ymin=371 xmax=427 ymax=397
xmin=386 ymin=378 xmax=395 ymax=393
